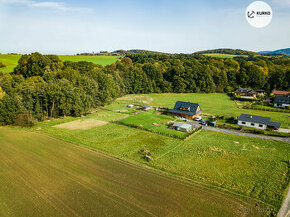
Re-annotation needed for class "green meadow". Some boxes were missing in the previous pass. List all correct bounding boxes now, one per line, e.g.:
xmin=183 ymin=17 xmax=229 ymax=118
xmin=117 ymin=93 xmax=290 ymax=128
xmin=23 ymin=104 xmax=289 ymax=216
xmin=0 ymin=54 xmax=21 ymax=73
xmin=58 ymin=55 xmax=121 ymax=66
xmin=0 ymin=54 xmax=121 ymax=73
xmin=203 ymin=53 xmax=246 ymax=58
xmin=2 ymin=127 xmax=267 ymax=217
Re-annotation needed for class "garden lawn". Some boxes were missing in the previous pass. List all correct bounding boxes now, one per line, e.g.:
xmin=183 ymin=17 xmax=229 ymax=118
xmin=118 ymin=110 xmax=188 ymax=138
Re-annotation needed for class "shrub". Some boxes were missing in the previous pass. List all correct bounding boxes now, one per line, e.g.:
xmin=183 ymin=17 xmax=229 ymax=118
xmin=0 ymin=62 xmax=6 ymax=68
xmin=14 ymin=112 xmax=35 ymax=127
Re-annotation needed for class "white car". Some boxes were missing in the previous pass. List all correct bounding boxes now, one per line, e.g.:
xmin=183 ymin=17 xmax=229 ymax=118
xmin=195 ymin=116 xmax=202 ymax=121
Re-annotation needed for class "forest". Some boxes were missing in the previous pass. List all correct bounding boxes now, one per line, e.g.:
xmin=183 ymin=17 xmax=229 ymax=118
xmin=0 ymin=52 xmax=289 ymax=125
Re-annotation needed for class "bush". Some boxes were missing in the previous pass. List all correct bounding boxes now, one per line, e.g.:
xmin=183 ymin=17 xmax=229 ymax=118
xmin=0 ymin=62 xmax=6 ymax=68
xmin=14 ymin=112 xmax=35 ymax=127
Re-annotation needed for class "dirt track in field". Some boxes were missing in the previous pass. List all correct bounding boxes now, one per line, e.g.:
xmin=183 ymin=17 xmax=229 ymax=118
xmin=53 ymin=119 xmax=108 ymax=130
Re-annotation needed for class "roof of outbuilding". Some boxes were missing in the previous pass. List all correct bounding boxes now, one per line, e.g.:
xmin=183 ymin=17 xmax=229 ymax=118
xmin=274 ymin=96 xmax=290 ymax=105
xmin=237 ymin=114 xmax=281 ymax=128
xmin=168 ymin=101 xmax=202 ymax=116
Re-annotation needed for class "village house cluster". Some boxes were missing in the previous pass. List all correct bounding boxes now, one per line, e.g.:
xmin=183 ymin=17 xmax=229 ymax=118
xmin=234 ymin=88 xmax=290 ymax=109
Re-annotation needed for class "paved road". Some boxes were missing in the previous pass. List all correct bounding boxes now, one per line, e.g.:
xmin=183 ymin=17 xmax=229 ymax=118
xmin=278 ymin=186 xmax=290 ymax=217
xmin=203 ymin=126 xmax=290 ymax=143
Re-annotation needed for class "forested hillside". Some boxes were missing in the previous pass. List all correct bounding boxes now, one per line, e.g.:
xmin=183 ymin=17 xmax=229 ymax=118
xmin=0 ymin=52 xmax=289 ymax=125
xmin=194 ymin=48 xmax=259 ymax=56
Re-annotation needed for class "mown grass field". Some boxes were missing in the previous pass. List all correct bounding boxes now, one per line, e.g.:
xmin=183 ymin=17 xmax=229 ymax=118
xmin=117 ymin=93 xmax=290 ymax=128
xmin=27 ymin=107 xmax=290 ymax=215
xmin=118 ymin=110 xmax=189 ymax=138
xmin=0 ymin=54 xmax=120 ymax=73
xmin=0 ymin=128 xmax=266 ymax=217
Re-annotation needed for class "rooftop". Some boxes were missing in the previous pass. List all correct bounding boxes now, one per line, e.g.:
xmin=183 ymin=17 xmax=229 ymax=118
xmin=274 ymin=96 xmax=290 ymax=104
xmin=168 ymin=101 xmax=202 ymax=116
xmin=272 ymin=89 xmax=290 ymax=96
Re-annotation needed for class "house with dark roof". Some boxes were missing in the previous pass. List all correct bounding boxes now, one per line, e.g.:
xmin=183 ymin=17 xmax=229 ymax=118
xmin=167 ymin=101 xmax=202 ymax=119
xmin=237 ymin=114 xmax=281 ymax=130
xmin=273 ymin=96 xmax=290 ymax=108
xmin=234 ymin=88 xmax=257 ymax=99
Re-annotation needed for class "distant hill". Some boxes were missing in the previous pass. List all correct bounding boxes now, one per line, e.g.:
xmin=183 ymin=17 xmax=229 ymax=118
xmin=112 ymin=49 xmax=165 ymax=55
xmin=77 ymin=49 xmax=165 ymax=56
xmin=194 ymin=48 xmax=260 ymax=56
xmin=259 ymin=48 xmax=290 ymax=56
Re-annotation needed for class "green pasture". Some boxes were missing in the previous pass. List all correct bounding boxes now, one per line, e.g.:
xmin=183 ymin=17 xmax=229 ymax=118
xmin=28 ymin=108 xmax=289 ymax=214
xmin=117 ymin=93 xmax=290 ymax=128
xmin=0 ymin=54 xmax=120 ymax=73
xmin=1 ymin=127 xmax=266 ymax=217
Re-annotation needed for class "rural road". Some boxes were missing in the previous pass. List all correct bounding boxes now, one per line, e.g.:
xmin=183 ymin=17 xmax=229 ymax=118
xmin=278 ymin=186 xmax=290 ymax=217
xmin=203 ymin=126 xmax=290 ymax=143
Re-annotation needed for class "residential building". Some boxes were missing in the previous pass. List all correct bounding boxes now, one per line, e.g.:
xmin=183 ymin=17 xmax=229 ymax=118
xmin=234 ymin=88 xmax=257 ymax=99
xmin=273 ymin=96 xmax=290 ymax=108
xmin=167 ymin=101 xmax=202 ymax=119
xmin=237 ymin=114 xmax=281 ymax=130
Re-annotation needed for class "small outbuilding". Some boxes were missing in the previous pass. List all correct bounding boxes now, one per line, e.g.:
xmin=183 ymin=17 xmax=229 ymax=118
xmin=172 ymin=122 xmax=193 ymax=132
xmin=142 ymin=105 xmax=152 ymax=111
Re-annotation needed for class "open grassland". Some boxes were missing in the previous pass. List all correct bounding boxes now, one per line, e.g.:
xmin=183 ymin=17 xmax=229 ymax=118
xmin=0 ymin=128 xmax=266 ymax=217
xmin=58 ymin=55 xmax=121 ymax=66
xmin=29 ymin=109 xmax=290 ymax=215
xmin=0 ymin=54 xmax=21 ymax=73
xmin=0 ymin=54 xmax=120 ymax=73
xmin=117 ymin=93 xmax=290 ymax=128
xmin=203 ymin=53 xmax=246 ymax=58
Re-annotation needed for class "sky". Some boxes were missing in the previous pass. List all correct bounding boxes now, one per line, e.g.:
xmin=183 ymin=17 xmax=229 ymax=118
xmin=0 ymin=0 xmax=289 ymax=54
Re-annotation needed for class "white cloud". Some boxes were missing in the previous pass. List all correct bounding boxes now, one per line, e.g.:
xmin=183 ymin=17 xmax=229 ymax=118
xmin=0 ymin=0 xmax=92 ymax=12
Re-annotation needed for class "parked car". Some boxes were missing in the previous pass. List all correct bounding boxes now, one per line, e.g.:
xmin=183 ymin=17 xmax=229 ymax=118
xmin=200 ymin=119 xmax=207 ymax=125
xmin=209 ymin=121 xmax=216 ymax=127
xmin=195 ymin=116 xmax=202 ymax=121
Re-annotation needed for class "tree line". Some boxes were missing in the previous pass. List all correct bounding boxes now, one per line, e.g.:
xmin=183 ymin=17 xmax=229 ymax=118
xmin=0 ymin=52 xmax=289 ymax=125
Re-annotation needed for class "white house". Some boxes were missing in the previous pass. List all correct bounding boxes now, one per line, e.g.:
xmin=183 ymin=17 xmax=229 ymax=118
xmin=273 ymin=96 xmax=290 ymax=109
xmin=237 ymin=114 xmax=281 ymax=130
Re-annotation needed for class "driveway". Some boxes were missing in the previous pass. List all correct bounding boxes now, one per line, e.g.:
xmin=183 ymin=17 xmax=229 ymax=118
xmin=203 ymin=126 xmax=290 ymax=143
xmin=278 ymin=186 xmax=290 ymax=217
